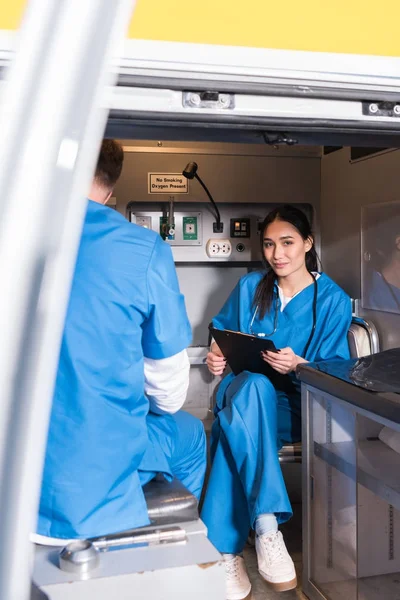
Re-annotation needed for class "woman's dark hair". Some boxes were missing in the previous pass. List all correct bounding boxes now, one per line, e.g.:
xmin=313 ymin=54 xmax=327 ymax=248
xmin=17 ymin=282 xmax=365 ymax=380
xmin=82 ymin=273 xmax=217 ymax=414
xmin=253 ymin=204 xmax=319 ymax=318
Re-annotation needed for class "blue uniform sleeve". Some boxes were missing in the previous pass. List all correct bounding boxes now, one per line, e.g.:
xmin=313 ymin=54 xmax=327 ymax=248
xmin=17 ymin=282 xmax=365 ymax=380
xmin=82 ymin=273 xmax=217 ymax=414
xmin=142 ymin=236 xmax=192 ymax=359
xmin=315 ymin=296 xmax=352 ymax=362
xmin=212 ymin=279 xmax=242 ymax=331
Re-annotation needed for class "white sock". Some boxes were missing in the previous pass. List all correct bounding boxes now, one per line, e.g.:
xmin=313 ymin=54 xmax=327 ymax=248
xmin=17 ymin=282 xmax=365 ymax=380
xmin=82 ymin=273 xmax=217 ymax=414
xmin=223 ymin=553 xmax=242 ymax=561
xmin=255 ymin=513 xmax=278 ymax=537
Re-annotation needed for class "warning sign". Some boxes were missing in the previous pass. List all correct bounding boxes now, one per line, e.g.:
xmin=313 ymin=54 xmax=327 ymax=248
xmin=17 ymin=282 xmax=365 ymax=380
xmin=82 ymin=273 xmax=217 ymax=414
xmin=148 ymin=173 xmax=188 ymax=194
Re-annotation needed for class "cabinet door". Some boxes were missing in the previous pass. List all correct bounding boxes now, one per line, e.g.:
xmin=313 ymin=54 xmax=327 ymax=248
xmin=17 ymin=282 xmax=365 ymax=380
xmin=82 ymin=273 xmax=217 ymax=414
xmin=306 ymin=390 xmax=358 ymax=600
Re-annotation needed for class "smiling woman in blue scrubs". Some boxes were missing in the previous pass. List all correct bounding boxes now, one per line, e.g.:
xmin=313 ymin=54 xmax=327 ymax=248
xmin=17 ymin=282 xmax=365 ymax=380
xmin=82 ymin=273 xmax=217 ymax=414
xmin=201 ymin=205 xmax=351 ymax=599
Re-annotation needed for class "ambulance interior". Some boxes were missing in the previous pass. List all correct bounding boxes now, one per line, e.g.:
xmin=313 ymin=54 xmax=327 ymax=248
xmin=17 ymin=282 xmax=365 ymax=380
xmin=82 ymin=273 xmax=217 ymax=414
xmin=33 ymin=117 xmax=400 ymax=600
xmin=106 ymin=122 xmax=399 ymax=599
xmin=2 ymin=4 xmax=400 ymax=599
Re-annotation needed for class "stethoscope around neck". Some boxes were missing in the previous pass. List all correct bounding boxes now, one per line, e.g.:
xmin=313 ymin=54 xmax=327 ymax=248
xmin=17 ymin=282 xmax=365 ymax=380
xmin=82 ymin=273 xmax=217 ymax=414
xmin=249 ymin=272 xmax=318 ymax=359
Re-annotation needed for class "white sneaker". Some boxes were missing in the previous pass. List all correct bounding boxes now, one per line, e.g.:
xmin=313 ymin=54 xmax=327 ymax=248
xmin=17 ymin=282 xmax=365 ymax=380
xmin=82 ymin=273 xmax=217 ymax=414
xmin=224 ymin=555 xmax=252 ymax=600
xmin=256 ymin=530 xmax=297 ymax=592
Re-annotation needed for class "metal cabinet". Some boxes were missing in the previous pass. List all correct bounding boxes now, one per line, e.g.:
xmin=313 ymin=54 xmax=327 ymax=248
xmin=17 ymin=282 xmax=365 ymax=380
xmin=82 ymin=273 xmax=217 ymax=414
xmin=300 ymin=362 xmax=400 ymax=600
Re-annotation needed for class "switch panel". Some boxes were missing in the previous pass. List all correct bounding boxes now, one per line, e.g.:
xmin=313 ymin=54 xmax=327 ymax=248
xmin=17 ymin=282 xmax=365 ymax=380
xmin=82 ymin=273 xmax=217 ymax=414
xmin=230 ymin=218 xmax=250 ymax=238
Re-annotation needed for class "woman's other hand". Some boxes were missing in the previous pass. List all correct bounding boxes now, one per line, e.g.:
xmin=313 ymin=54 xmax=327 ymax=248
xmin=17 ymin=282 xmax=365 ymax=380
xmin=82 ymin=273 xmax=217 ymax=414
xmin=206 ymin=342 xmax=227 ymax=376
xmin=261 ymin=347 xmax=307 ymax=374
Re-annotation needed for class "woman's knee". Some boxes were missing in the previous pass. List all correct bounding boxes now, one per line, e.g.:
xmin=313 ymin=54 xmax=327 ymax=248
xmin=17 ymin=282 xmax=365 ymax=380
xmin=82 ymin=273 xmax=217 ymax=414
xmin=233 ymin=371 xmax=275 ymax=391
xmin=228 ymin=372 xmax=277 ymax=410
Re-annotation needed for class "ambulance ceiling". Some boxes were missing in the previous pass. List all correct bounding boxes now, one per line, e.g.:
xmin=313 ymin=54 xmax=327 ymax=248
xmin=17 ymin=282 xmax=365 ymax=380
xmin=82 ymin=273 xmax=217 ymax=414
xmin=107 ymin=118 xmax=400 ymax=149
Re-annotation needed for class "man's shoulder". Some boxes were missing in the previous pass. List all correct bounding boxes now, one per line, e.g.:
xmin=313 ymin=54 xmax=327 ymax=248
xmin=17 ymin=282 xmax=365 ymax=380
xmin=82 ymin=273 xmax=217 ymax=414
xmin=86 ymin=202 xmax=160 ymax=256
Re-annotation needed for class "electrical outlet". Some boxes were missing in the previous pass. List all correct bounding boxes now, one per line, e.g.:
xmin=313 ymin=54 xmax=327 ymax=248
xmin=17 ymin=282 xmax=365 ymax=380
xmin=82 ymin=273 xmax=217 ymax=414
xmin=206 ymin=239 xmax=232 ymax=258
xmin=206 ymin=240 xmax=220 ymax=257
xmin=219 ymin=240 xmax=232 ymax=256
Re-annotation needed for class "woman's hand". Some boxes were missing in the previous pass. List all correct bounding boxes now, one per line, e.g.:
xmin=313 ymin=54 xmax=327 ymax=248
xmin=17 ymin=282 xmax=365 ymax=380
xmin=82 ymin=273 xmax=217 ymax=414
xmin=206 ymin=342 xmax=227 ymax=376
xmin=261 ymin=347 xmax=307 ymax=375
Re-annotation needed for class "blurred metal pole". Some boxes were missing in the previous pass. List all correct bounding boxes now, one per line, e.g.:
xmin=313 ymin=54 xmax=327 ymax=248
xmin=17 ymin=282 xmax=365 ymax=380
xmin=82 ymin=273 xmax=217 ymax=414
xmin=0 ymin=1 xmax=136 ymax=599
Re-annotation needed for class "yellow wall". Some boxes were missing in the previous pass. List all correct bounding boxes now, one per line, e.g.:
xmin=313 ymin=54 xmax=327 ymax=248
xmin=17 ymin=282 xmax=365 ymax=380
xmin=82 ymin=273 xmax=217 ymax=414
xmin=0 ymin=3 xmax=25 ymax=30
xmin=2 ymin=0 xmax=400 ymax=57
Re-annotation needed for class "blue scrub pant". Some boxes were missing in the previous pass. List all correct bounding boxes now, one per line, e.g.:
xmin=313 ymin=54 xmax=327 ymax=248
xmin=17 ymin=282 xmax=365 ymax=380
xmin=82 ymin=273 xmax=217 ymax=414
xmin=139 ymin=410 xmax=207 ymax=501
xmin=201 ymin=372 xmax=301 ymax=554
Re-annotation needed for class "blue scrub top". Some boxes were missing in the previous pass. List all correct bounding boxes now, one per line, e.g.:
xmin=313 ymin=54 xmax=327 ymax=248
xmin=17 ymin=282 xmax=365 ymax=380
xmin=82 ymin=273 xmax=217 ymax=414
xmin=213 ymin=271 xmax=351 ymax=364
xmin=37 ymin=200 xmax=191 ymax=539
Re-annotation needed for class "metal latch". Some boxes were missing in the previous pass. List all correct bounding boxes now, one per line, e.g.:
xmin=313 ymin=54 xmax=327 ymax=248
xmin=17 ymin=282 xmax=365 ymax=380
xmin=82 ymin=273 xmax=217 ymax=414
xmin=363 ymin=101 xmax=400 ymax=118
xmin=183 ymin=91 xmax=235 ymax=110
xmin=92 ymin=526 xmax=187 ymax=550
xmin=59 ymin=527 xmax=187 ymax=576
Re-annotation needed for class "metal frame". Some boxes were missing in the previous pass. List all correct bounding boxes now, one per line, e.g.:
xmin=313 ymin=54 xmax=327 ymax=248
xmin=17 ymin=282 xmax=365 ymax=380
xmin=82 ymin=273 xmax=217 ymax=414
xmin=350 ymin=316 xmax=380 ymax=354
xmin=278 ymin=443 xmax=302 ymax=464
xmin=0 ymin=1 xmax=136 ymax=599
xmin=117 ymin=40 xmax=400 ymax=106
xmin=301 ymin=385 xmax=348 ymax=600
xmin=108 ymin=87 xmax=400 ymax=130
xmin=301 ymin=385 xmax=355 ymax=600
xmin=120 ymin=142 xmax=322 ymax=157
xmin=302 ymin=384 xmax=318 ymax=599
xmin=117 ymin=75 xmax=400 ymax=103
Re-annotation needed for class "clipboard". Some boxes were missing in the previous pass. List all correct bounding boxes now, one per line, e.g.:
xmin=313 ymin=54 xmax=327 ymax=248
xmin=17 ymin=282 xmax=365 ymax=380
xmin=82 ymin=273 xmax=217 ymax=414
xmin=210 ymin=325 xmax=292 ymax=389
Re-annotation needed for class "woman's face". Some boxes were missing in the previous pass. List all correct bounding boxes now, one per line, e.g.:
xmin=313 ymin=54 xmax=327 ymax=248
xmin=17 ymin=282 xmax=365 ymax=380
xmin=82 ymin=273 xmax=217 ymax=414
xmin=263 ymin=218 xmax=312 ymax=278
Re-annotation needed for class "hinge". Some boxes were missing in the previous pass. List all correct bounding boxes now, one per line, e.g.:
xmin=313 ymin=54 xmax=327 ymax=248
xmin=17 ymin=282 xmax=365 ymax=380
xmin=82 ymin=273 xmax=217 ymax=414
xmin=362 ymin=101 xmax=400 ymax=118
xmin=183 ymin=91 xmax=235 ymax=110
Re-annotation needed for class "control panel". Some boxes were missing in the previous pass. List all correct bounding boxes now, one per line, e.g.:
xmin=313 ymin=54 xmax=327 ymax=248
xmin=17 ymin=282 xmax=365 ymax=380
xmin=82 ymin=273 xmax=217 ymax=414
xmin=128 ymin=202 xmax=312 ymax=263
xmin=131 ymin=211 xmax=202 ymax=246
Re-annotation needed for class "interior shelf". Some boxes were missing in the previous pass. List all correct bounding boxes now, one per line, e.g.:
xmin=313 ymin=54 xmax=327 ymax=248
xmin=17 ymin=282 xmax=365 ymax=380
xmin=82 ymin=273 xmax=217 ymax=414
xmin=314 ymin=439 xmax=400 ymax=511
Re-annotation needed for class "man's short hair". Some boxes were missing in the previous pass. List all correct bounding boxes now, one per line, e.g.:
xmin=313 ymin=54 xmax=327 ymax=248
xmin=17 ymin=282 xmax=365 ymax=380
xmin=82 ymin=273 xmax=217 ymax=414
xmin=94 ymin=139 xmax=124 ymax=191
